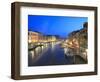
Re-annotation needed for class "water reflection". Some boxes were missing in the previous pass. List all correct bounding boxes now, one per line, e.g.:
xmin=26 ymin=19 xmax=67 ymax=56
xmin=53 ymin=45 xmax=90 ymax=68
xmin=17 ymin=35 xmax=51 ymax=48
xmin=28 ymin=41 xmax=87 ymax=66
xmin=29 ymin=51 xmax=35 ymax=59
xmin=51 ymin=42 xmax=56 ymax=51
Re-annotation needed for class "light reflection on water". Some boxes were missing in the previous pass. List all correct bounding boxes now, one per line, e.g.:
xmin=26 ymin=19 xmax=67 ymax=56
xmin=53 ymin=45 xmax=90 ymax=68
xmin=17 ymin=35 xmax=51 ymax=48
xmin=51 ymin=42 xmax=56 ymax=51
xmin=28 ymin=42 xmax=87 ymax=66
xmin=30 ymin=51 xmax=35 ymax=59
xmin=29 ymin=42 xmax=72 ymax=61
xmin=29 ymin=42 xmax=56 ymax=60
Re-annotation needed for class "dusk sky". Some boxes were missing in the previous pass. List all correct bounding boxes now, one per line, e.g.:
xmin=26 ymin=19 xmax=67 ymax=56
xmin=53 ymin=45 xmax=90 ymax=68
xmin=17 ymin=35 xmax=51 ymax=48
xmin=28 ymin=15 xmax=87 ymax=38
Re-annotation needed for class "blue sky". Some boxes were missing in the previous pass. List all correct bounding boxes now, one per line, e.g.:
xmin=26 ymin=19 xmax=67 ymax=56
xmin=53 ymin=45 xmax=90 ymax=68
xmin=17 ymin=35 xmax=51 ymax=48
xmin=28 ymin=15 xmax=87 ymax=38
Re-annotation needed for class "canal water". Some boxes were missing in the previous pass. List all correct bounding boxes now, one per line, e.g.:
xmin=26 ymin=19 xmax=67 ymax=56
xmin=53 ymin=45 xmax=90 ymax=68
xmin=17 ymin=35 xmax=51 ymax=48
xmin=28 ymin=42 xmax=86 ymax=66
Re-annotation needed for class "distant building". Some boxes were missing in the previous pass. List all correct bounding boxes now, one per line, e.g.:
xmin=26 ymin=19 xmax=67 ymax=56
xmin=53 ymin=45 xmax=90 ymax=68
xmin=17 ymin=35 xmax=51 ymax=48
xmin=46 ymin=35 xmax=57 ymax=42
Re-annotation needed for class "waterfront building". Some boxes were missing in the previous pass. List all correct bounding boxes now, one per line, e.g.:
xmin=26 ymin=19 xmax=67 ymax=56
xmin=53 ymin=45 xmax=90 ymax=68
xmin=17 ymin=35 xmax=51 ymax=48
xmin=28 ymin=31 xmax=43 ymax=43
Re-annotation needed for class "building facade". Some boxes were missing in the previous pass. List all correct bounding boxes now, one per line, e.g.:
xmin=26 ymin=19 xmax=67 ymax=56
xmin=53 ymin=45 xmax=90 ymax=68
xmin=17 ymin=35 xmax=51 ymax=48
xmin=28 ymin=31 xmax=43 ymax=43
